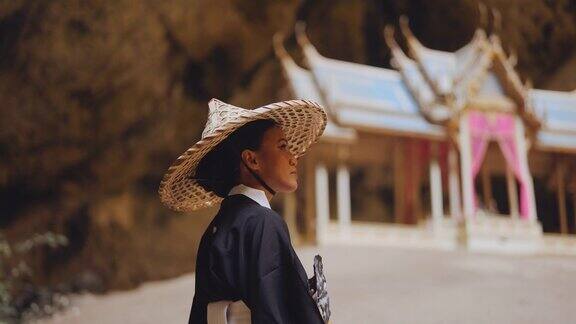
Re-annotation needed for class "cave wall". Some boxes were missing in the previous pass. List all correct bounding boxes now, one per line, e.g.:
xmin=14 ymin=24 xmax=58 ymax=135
xmin=0 ymin=0 xmax=575 ymax=291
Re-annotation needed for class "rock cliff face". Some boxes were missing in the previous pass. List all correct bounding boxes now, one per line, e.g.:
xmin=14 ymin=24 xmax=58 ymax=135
xmin=1 ymin=0 xmax=575 ymax=291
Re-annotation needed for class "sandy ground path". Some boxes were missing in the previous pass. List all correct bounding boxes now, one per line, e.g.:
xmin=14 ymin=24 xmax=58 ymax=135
xmin=38 ymin=245 xmax=576 ymax=324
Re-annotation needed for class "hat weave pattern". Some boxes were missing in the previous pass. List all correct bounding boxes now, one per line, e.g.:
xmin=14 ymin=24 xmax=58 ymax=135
xmin=159 ymin=98 xmax=327 ymax=212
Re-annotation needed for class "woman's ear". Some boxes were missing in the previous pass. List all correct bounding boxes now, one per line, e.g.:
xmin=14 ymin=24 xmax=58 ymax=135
xmin=241 ymin=149 xmax=259 ymax=171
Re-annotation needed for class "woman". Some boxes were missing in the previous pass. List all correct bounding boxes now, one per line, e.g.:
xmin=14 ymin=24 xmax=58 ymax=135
xmin=159 ymin=98 xmax=329 ymax=323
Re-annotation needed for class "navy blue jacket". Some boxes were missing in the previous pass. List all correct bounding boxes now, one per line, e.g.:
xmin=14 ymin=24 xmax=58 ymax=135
xmin=189 ymin=194 xmax=324 ymax=324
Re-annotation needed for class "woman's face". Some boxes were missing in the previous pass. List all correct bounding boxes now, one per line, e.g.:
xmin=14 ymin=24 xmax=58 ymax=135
xmin=254 ymin=126 xmax=298 ymax=193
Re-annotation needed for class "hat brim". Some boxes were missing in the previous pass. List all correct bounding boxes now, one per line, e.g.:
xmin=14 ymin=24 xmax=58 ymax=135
xmin=158 ymin=99 xmax=327 ymax=212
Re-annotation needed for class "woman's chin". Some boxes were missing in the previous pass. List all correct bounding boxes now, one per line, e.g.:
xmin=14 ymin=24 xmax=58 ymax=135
xmin=279 ymin=180 xmax=298 ymax=193
xmin=288 ymin=183 xmax=298 ymax=192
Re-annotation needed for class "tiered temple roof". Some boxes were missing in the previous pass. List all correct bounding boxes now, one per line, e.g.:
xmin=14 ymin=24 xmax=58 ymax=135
xmin=274 ymin=20 xmax=576 ymax=152
xmin=530 ymin=89 xmax=576 ymax=151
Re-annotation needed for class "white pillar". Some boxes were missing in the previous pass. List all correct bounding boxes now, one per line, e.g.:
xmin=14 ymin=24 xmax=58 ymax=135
xmin=315 ymin=163 xmax=330 ymax=244
xmin=506 ymin=166 xmax=519 ymax=220
xmin=448 ymin=145 xmax=462 ymax=220
xmin=429 ymin=146 xmax=444 ymax=229
xmin=459 ymin=112 xmax=475 ymax=220
xmin=336 ymin=164 xmax=351 ymax=235
xmin=513 ymin=117 xmax=537 ymax=221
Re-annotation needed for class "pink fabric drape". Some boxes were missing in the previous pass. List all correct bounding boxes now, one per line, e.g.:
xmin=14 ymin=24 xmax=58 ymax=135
xmin=469 ymin=113 xmax=491 ymax=212
xmin=467 ymin=111 xmax=531 ymax=219
xmin=496 ymin=134 xmax=530 ymax=219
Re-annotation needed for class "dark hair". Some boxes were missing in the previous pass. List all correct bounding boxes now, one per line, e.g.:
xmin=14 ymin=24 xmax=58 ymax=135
xmin=195 ymin=119 xmax=278 ymax=197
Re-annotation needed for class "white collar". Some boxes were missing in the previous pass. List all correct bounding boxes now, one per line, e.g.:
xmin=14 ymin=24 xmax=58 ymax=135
xmin=228 ymin=184 xmax=271 ymax=209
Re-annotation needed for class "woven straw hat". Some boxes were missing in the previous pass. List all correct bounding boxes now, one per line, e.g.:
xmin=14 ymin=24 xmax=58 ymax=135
xmin=159 ymin=98 xmax=327 ymax=212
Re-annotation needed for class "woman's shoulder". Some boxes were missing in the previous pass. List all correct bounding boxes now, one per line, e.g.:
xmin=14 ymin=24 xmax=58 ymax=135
xmin=244 ymin=206 xmax=284 ymax=230
xmin=221 ymin=195 xmax=286 ymax=233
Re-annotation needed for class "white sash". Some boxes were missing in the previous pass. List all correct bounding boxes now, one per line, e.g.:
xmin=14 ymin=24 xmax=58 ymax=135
xmin=207 ymin=300 xmax=251 ymax=324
